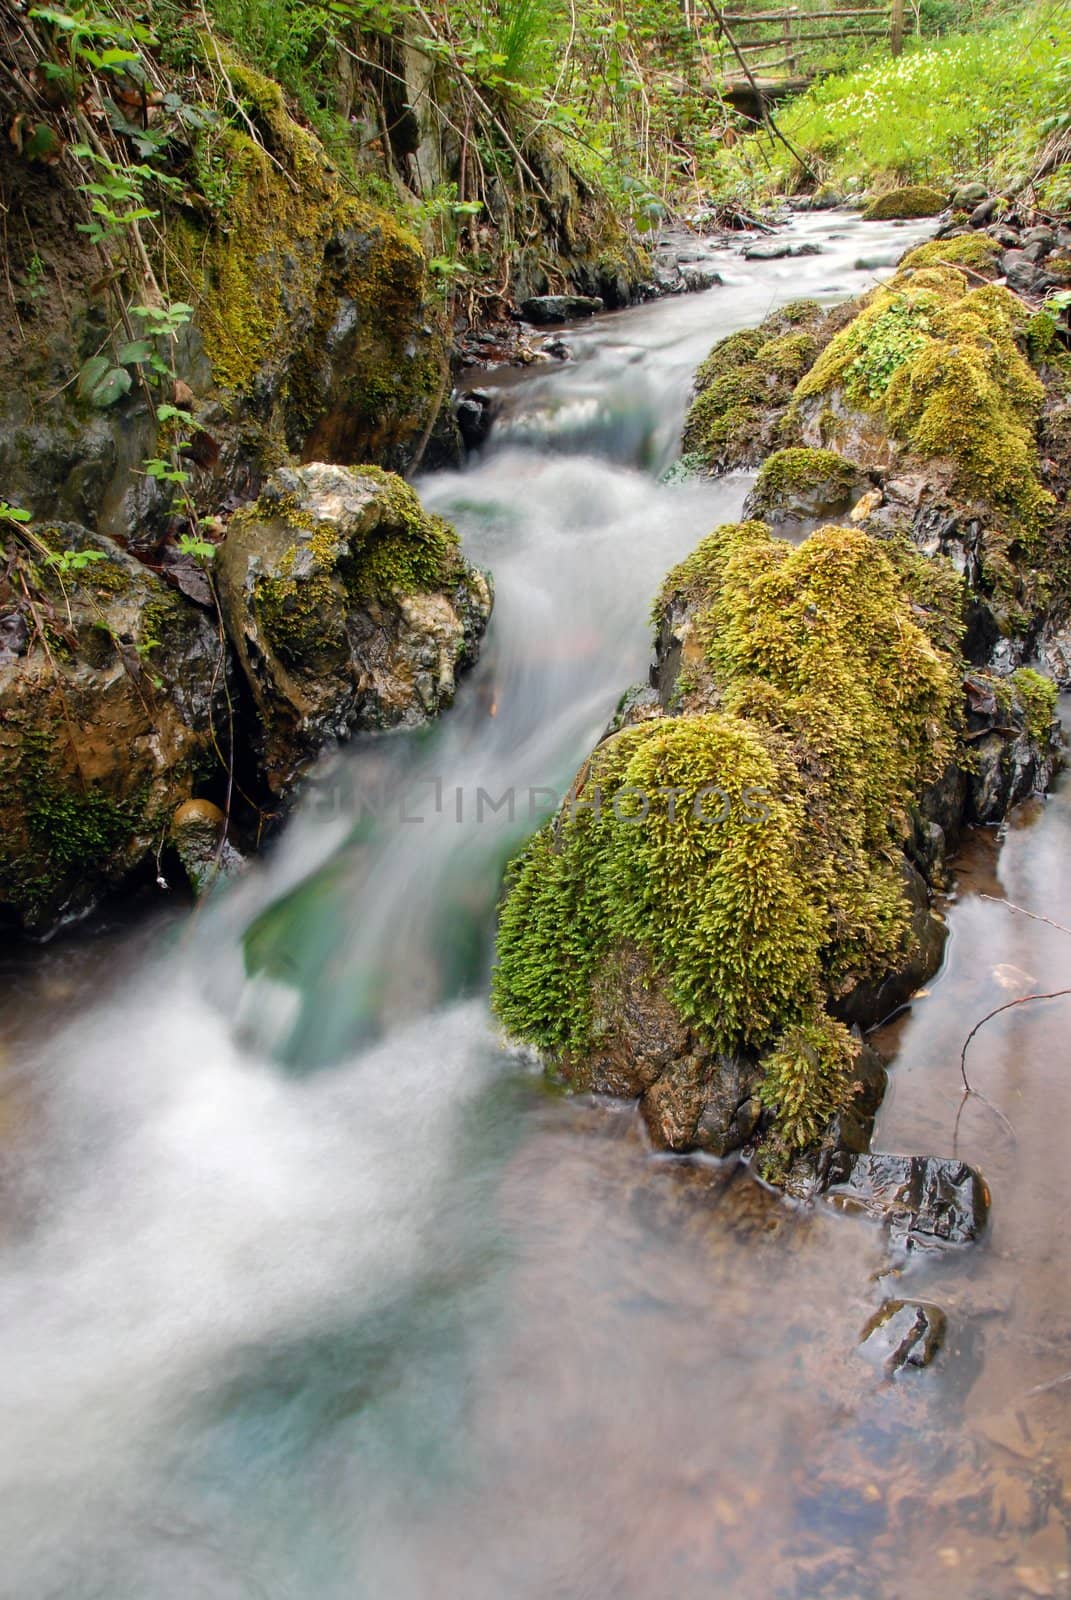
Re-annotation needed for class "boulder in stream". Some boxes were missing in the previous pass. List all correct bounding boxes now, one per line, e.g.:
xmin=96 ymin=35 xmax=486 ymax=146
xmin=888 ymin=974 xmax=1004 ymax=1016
xmin=218 ymin=464 xmax=492 ymax=793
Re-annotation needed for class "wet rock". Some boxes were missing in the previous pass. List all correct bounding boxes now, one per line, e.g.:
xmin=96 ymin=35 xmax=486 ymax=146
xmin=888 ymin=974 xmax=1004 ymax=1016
xmin=952 ymin=182 xmax=988 ymax=210
xmin=742 ymin=239 xmax=822 ymax=261
xmin=1001 ymin=249 xmax=1043 ymax=295
xmin=218 ymin=464 xmax=492 ymax=793
xmin=860 ymin=1299 xmax=948 ymax=1372
xmin=519 ymin=294 xmax=604 ymax=325
xmin=540 ymin=337 xmax=572 ymax=360
xmin=1022 ymin=226 xmax=1057 ymax=256
xmin=455 ymin=388 xmax=495 ymax=453
xmin=170 ymin=798 xmax=244 ymax=895
xmin=834 ymin=861 xmax=947 ymax=1030
xmin=0 ymin=524 xmax=229 ymax=934
xmin=640 ymin=1049 xmax=762 ymax=1157
xmin=743 ymin=446 xmax=870 ymax=527
xmin=822 ymin=1152 xmax=990 ymax=1246
xmin=1040 ymin=623 xmax=1071 ymax=688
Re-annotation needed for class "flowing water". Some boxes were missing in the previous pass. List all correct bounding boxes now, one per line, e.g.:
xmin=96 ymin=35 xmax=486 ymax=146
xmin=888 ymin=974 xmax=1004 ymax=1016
xmin=2 ymin=212 xmax=1071 ymax=1600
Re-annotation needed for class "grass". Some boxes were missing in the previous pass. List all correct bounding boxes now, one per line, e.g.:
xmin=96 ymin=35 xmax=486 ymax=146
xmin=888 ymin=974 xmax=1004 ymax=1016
xmin=734 ymin=3 xmax=1071 ymax=197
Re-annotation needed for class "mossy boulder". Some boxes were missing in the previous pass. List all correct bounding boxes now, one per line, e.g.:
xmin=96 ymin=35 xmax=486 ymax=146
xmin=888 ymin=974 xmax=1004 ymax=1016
xmin=744 ymin=447 xmax=871 ymax=526
xmin=218 ymin=464 xmax=492 ymax=792
xmin=493 ymin=521 xmax=967 ymax=1174
xmin=681 ymin=301 xmax=829 ymax=474
xmin=493 ymin=515 xmax=1060 ymax=1181
xmin=0 ymin=526 xmax=228 ymax=934
xmin=785 ymin=252 xmax=1071 ymax=659
xmin=862 ymin=186 xmax=948 ymax=221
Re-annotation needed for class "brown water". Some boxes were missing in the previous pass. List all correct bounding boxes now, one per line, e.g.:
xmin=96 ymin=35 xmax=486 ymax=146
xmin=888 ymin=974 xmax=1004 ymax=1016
xmin=1 ymin=214 xmax=1069 ymax=1600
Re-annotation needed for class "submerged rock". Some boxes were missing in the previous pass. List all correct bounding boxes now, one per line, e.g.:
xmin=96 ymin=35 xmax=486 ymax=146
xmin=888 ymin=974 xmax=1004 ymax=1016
xmin=860 ymin=1299 xmax=948 ymax=1372
xmin=0 ymin=525 xmax=228 ymax=934
xmin=218 ymin=463 xmax=492 ymax=792
xmin=823 ymin=1152 xmax=990 ymax=1246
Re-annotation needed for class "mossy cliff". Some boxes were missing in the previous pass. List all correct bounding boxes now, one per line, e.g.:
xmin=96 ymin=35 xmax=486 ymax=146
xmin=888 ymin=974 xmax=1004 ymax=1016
xmin=169 ymin=57 xmax=448 ymax=481
xmin=0 ymin=526 xmax=227 ymax=934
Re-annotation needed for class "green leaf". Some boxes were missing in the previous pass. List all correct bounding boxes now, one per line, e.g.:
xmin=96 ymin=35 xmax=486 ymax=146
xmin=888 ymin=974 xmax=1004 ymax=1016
xmin=118 ymin=339 xmax=153 ymax=365
xmin=77 ymin=357 xmax=133 ymax=408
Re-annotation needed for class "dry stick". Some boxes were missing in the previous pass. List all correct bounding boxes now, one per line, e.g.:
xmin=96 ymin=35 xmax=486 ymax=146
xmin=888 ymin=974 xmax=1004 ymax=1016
xmin=702 ymin=0 xmax=817 ymax=182
xmin=979 ymin=892 xmax=1071 ymax=941
xmin=959 ymin=989 xmax=1071 ymax=1095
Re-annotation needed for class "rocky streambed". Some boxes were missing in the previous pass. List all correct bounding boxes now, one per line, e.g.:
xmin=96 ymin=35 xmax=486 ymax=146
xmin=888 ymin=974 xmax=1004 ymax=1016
xmin=2 ymin=207 xmax=1071 ymax=1598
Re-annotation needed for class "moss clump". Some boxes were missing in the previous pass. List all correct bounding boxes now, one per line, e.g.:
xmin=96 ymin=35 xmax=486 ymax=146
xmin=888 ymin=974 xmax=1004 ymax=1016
xmin=493 ymin=521 xmax=964 ymax=1153
xmin=1010 ymin=666 xmax=1057 ymax=742
xmin=795 ymin=265 xmax=1049 ymax=522
xmin=898 ymin=234 xmax=1003 ymax=274
xmin=759 ymin=1012 xmax=857 ymax=1158
xmin=749 ymin=447 xmax=862 ymax=516
xmin=682 ymin=301 xmax=826 ymax=471
xmin=862 ymin=185 xmax=947 ymax=221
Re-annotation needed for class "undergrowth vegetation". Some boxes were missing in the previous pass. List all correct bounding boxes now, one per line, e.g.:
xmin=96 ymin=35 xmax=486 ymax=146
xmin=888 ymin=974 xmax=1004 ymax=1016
xmin=726 ymin=2 xmax=1071 ymax=200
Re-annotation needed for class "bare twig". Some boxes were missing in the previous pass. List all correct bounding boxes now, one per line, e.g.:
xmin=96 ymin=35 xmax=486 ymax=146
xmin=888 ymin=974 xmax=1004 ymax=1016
xmin=979 ymin=893 xmax=1071 ymax=941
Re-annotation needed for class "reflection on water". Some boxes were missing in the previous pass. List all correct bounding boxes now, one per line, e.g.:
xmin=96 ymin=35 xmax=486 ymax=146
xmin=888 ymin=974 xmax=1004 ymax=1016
xmin=2 ymin=212 xmax=1069 ymax=1598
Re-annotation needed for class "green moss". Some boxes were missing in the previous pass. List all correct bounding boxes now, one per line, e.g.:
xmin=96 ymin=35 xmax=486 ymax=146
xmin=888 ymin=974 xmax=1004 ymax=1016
xmin=795 ymin=265 xmax=1049 ymax=521
xmin=4 ymin=729 xmax=140 ymax=913
xmin=749 ymin=447 xmax=861 ymax=515
xmin=494 ymin=521 xmax=964 ymax=1154
xmin=898 ymin=234 xmax=1003 ymax=273
xmin=682 ymin=301 xmax=825 ymax=471
xmin=1010 ymin=666 xmax=1057 ymax=742
xmin=861 ymin=185 xmax=947 ymax=220
xmin=759 ymin=1012 xmax=856 ymax=1159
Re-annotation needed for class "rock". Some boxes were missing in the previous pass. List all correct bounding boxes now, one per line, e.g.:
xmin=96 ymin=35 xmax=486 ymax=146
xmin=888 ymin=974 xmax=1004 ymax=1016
xmin=742 ymin=239 xmax=822 ymax=261
xmin=861 ymin=185 xmax=947 ymax=221
xmin=170 ymin=798 xmax=244 ymax=895
xmin=952 ymin=182 xmax=988 ymax=210
xmin=972 ymin=197 xmax=1001 ymax=226
xmin=1040 ymin=623 xmax=1071 ymax=688
xmin=1022 ymin=226 xmax=1057 ymax=255
xmin=860 ymin=1299 xmax=948 ymax=1372
xmin=455 ymin=388 xmax=495 ymax=453
xmin=822 ymin=1152 xmax=990 ymax=1246
xmin=519 ymin=294 xmax=604 ymax=325
xmin=0 ymin=524 xmax=228 ymax=934
xmin=218 ymin=464 xmax=492 ymax=793
xmin=540 ymin=337 xmax=572 ymax=360
xmin=743 ymin=446 xmax=871 ymax=526
xmin=988 ymin=222 xmax=1022 ymax=249
xmin=1001 ymin=249 xmax=1043 ymax=295
xmin=833 ymin=861 xmax=947 ymax=1030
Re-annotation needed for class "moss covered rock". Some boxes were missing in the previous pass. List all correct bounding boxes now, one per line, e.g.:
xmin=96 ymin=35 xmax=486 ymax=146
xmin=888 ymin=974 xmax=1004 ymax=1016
xmin=0 ymin=525 xmax=228 ymax=934
xmin=681 ymin=300 xmax=859 ymax=475
xmin=744 ymin=446 xmax=871 ymax=526
xmin=862 ymin=186 xmax=948 ymax=221
xmin=218 ymin=464 xmax=492 ymax=792
xmin=492 ymin=520 xmax=969 ymax=1172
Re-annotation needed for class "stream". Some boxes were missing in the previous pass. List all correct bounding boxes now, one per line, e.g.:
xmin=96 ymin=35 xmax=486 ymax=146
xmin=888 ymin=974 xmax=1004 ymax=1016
xmin=2 ymin=210 xmax=1070 ymax=1599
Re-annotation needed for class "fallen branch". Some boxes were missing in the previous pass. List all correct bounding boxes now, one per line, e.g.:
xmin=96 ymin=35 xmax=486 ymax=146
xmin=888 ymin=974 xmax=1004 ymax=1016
xmin=978 ymin=892 xmax=1071 ymax=941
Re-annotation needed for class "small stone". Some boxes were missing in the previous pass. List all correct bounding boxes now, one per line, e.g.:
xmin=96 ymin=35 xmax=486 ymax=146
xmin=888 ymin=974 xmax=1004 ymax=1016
xmin=859 ymin=1298 xmax=948 ymax=1372
xmin=822 ymin=1152 xmax=990 ymax=1245
xmin=172 ymin=797 xmax=225 ymax=832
